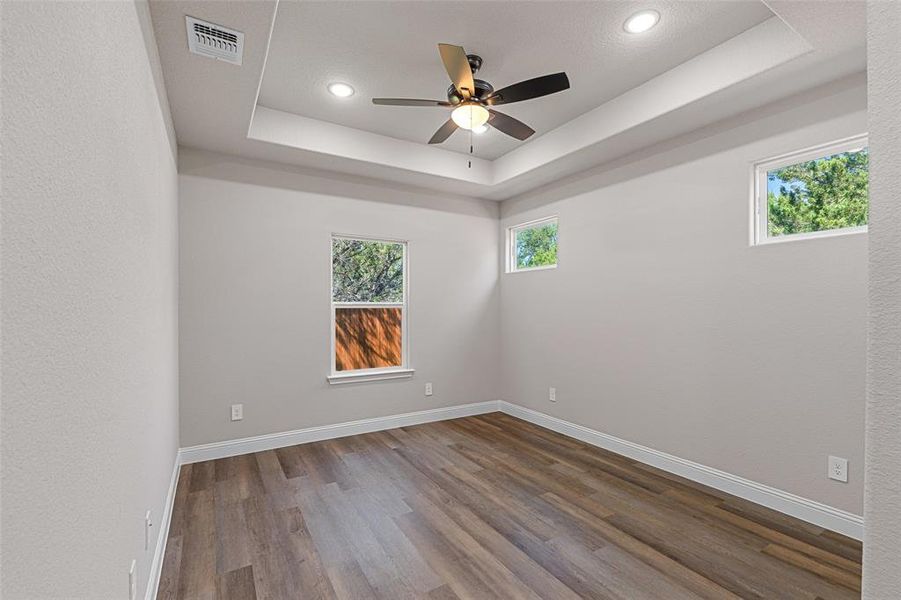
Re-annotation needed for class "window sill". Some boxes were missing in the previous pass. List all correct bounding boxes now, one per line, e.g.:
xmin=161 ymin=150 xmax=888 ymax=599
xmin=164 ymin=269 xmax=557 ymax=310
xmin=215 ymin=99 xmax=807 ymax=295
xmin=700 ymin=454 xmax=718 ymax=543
xmin=508 ymin=264 xmax=558 ymax=274
xmin=327 ymin=368 xmax=415 ymax=385
xmin=754 ymin=225 xmax=867 ymax=246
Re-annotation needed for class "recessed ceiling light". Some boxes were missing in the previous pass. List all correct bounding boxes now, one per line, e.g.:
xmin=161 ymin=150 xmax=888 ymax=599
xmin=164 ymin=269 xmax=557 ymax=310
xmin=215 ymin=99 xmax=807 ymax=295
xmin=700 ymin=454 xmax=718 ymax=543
xmin=472 ymin=124 xmax=488 ymax=134
xmin=624 ymin=10 xmax=660 ymax=34
xmin=328 ymin=82 xmax=355 ymax=98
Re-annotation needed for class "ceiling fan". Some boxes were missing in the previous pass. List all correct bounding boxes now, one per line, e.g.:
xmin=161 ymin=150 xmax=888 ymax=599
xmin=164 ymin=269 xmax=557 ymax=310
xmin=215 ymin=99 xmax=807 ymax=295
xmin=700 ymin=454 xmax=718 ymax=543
xmin=372 ymin=44 xmax=570 ymax=144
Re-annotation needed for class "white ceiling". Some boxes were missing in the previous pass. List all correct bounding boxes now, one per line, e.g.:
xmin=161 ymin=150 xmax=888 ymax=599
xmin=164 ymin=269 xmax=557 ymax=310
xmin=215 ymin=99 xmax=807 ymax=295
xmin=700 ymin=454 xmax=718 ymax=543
xmin=258 ymin=1 xmax=773 ymax=160
xmin=148 ymin=0 xmax=866 ymax=201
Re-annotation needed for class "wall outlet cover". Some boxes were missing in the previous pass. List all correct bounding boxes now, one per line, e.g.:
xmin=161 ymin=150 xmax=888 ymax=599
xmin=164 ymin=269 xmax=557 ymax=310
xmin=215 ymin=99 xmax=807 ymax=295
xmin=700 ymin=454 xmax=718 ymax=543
xmin=828 ymin=455 xmax=848 ymax=482
xmin=549 ymin=387 xmax=557 ymax=402
xmin=425 ymin=382 xmax=433 ymax=396
xmin=128 ymin=559 xmax=137 ymax=600
xmin=145 ymin=510 xmax=153 ymax=551
xmin=231 ymin=404 xmax=243 ymax=421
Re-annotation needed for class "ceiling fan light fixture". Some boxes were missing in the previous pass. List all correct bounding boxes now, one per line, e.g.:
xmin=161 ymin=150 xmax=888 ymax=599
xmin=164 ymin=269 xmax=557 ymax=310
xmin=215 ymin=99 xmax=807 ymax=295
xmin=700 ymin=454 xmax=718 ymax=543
xmin=327 ymin=82 xmax=355 ymax=98
xmin=372 ymin=44 xmax=569 ymax=144
xmin=451 ymin=102 xmax=489 ymax=130
xmin=624 ymin=10 xmax=660 ymax=34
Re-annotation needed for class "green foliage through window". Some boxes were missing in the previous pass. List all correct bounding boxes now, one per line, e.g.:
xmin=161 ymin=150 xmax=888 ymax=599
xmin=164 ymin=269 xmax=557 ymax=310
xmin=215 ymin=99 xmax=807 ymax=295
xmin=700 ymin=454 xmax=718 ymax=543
xmin=332 ymin=238 xmax=404 ymax=302
xmin=767 ymin=147 xmax=868 ymax=237
xmin=513 ymin=219 xmax=558 ymax=270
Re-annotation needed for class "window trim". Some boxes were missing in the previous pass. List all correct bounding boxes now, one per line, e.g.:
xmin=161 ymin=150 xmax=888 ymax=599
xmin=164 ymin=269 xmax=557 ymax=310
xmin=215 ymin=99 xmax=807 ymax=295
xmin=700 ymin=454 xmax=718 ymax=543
xmin=752 ymin=134 xmax=868 ymax=246
xmin=327 ymin=234 xmax=412 ymax=385
xmin=506 ymin=215 xmax=559 ymax=273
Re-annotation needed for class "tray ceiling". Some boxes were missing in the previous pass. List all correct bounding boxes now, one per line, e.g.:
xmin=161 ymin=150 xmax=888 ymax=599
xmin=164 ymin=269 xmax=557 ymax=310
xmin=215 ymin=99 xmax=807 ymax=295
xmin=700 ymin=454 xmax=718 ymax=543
xmin=258 ymin=1 xmax=773 ymax=160
xmin=149 ymin=0 xmax=866 ymax=200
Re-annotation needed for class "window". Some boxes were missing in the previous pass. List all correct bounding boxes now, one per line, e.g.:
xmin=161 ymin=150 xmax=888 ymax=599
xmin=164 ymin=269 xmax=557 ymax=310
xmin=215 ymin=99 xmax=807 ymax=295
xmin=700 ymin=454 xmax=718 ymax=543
xmin=753 ymin=135 xmax=868 ymax=244
xmin=508 ymin=216 xmax=558 ymax=272
xmin=328 ymin=235 xmax=411 ymax=384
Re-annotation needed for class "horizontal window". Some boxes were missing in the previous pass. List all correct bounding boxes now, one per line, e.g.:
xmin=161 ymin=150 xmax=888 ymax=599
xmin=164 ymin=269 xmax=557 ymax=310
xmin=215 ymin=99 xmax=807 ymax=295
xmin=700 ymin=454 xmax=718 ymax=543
xmin=330 ymin=236 xmax=409 ymax=382
xmin=508 ymin=216 xmax=558 ymax=272
xmin=753 ymin=135 xmax=868 ymax=245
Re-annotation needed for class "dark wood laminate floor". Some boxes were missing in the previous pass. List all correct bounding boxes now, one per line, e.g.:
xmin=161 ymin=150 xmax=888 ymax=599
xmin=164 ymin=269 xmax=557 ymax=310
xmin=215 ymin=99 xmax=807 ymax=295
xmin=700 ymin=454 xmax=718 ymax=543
xmin=158 ymin=413 xmax=862 ymax=600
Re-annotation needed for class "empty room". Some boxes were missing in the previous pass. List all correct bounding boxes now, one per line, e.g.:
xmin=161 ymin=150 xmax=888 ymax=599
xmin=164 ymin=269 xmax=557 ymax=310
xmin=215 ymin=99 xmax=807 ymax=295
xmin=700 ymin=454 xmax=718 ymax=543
xmin=3 ymin=0 xmax=900 ymax=598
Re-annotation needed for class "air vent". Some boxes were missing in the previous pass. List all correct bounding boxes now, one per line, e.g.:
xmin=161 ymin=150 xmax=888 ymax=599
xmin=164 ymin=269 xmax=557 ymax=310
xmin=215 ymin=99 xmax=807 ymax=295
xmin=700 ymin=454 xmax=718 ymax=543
xmin=185 ymin=16 xmax=243 ymax=65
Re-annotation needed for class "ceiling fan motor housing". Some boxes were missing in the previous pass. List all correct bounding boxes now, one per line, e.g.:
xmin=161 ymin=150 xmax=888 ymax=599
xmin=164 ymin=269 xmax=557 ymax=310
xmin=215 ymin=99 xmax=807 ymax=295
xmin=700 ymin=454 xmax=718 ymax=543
xmin=446 ymin=79 xmax=494 ymax=104
xmin=445 ymin=54 xmax=493 ymax=104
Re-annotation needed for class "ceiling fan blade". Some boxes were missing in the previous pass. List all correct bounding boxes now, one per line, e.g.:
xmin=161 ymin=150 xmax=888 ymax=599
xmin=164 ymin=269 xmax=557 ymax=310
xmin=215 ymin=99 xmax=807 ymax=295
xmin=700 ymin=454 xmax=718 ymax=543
xmin=438 ymin=43 xmax=475 ymax=98
xmin=486 ymin=72 xmax=570 ymax=106
xmin=428 ymin=119 xmax=458 ymax=144
xmin=488 ymin=109 xmax=535 ymax=141
xmin=372 ymin=98 xmax=452 ymax=107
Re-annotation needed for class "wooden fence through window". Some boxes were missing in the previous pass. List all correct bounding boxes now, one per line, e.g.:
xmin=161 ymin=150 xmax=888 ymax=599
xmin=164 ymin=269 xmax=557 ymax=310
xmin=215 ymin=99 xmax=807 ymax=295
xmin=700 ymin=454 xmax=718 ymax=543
xmin=335 ymin=307 xmax=402 ymax=371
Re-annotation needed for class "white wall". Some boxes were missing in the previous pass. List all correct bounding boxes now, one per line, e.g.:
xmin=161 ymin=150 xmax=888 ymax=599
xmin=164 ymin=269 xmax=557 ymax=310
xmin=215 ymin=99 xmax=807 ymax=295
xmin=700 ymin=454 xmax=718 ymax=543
xmin=0 ymin=2 xmax=179 ymax=598
xmin=499 ymin=80 xmax=867 ymax=515
xmin=863 ymin=1 xmax=901 ymax=596
xmin=177 ymin=149 xmax=500 ymax=447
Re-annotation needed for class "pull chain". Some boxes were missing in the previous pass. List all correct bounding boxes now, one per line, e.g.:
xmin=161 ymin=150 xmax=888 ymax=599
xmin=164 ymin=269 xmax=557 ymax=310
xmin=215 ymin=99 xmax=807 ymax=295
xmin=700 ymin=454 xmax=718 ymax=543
xmin=468 ymin=104 xmax=473 ymax=169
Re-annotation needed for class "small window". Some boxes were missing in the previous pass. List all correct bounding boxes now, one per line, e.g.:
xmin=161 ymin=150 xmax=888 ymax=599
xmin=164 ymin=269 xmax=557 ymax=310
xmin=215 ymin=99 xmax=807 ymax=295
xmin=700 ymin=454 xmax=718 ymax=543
xmin=329 ymin=236 xmax=411 ymax=384
xmin=508 ymin=216 xmax=558 ymax=272
xmin=753 ymin=135 xmax=868 ymax=244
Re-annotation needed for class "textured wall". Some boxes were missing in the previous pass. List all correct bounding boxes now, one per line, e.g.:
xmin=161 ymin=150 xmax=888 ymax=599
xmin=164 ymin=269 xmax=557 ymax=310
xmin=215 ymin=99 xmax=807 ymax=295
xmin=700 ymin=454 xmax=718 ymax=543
xmin=499 ymin=81 xmax=867 ymax=515
xmin=862 ymin=1 xmax=901 ymax=596
xmin=0 ymin=1 xmax=179 ymax=598
xmin=177 ymin=149 xmax=500 ymax=447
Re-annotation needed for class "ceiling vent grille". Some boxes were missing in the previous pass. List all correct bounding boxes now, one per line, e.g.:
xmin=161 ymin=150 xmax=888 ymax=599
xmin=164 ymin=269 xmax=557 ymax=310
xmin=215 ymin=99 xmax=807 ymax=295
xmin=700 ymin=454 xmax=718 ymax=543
xmin=185 ymin=16 xmax=244 ymax=65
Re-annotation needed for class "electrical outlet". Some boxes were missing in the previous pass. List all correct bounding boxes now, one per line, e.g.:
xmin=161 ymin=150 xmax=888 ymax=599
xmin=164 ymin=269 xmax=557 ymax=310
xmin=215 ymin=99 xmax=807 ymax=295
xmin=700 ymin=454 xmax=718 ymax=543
xmin=828 ymin=456 xmax=848 ymax=482
xmin=128 ymin=559 xmax=137 ymax=600
xmin=549 ymin=387 xmax=556 ymax=402
xmin=145 ymin=510 xmax=153 ymax=551
xmin=425 ymin=382 xmax=433 ymax=396
xmin=231 ymin=404 xmax=243 ymax=421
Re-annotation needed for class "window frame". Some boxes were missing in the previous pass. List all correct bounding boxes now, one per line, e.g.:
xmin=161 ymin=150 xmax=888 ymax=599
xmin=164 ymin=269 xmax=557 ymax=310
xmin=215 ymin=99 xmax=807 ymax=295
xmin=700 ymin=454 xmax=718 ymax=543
xmin=506 ymin=215 xmax=559 ymax=273
xmin=752 ymin=134 xmax=869 ymax=246
xmin=327 ymin=233 xmax=413 ymax=385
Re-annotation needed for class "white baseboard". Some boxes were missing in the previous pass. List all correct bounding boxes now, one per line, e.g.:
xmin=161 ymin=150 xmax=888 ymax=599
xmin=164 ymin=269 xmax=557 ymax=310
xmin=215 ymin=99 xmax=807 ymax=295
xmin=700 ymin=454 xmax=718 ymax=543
xmin=171 ymin=399 xmax=861 ymax=542
xmin=179 ymin=401 xmax=499 ymax=464
xmin=498 ymin=401 xmax=863 ymax=540
xmin=145 ymin=452 xmax=182 ymax=600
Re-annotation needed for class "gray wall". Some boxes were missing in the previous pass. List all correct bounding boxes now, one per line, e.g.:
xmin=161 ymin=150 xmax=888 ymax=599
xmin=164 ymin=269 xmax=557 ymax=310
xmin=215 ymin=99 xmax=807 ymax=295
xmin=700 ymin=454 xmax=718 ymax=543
xmin=177 ymin=81 xmax=868 ymax=519
xmin=177 ymin=149 xmax=500 ymax=447
xmin=863 ymin=1 xmax=901 ymax=596
xmin=1 ymin=2 xmax=179 ymax=598
xmin=499 ymin=81 xmax=867 ymax=515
